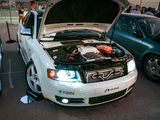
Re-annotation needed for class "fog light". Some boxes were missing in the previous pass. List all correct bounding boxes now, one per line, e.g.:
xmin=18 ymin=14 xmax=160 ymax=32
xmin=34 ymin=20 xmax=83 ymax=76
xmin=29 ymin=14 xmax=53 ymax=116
xmin=62 ymin=99 xmax=69 ymax=104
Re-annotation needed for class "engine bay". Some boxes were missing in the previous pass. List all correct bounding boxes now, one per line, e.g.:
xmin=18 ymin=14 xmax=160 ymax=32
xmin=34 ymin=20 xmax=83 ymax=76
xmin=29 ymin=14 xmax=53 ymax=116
xmin=47 ymin=43 xmax=125 ymax=64
xmin=46 ymin=42 xmax=131 ymax=83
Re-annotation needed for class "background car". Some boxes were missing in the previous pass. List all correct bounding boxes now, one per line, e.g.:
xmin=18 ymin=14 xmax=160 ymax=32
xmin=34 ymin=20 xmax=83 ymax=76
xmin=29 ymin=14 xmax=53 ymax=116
xmin=107 ymin=13 xmax=160 ymax=82
xmin=0 ymin=34 xmax=3 ymax=95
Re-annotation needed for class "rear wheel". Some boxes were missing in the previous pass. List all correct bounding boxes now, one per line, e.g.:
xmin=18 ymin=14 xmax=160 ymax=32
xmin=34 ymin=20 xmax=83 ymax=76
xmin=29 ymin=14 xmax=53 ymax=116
xmin=143 ymin=54 xmax=160 ymax=82
xmin=25 ymin=62 xmax=42 ymax=94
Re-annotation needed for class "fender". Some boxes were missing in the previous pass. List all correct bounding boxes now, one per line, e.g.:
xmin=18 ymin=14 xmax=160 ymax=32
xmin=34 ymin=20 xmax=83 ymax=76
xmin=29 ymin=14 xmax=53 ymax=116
xmin=30 ymin=43 xmax=55 ymax=97
xmin=141 ymin=51 xmax=160 ymax=63
xmin=30 ymin=54 xmax=44 ymax=95
xmin=30 ymin=54 xmax=42 ymax=78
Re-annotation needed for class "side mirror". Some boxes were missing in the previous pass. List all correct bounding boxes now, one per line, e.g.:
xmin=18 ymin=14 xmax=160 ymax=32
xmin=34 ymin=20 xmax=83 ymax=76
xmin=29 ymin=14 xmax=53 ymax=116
xmin=133 ymin=31 xmax=143 ymax=38
xmin=20 ymin=29 xmax=32 ymax=36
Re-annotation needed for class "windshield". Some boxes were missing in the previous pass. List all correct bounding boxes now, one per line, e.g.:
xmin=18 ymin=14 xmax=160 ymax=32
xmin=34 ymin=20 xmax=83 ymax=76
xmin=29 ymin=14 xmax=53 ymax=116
xmin=136 ymin=17 xmax=160 ymax=38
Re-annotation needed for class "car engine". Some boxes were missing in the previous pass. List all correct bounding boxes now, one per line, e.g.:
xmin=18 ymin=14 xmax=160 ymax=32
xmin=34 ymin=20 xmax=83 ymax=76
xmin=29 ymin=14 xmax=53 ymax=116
xmin=47 ymin=43 xmax=130 ymax=83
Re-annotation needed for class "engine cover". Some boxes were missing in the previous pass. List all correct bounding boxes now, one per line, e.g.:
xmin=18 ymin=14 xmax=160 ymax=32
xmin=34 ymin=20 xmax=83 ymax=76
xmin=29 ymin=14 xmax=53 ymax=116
xmin=78 ymin=46 xmax=99 ymax=55
xmin=83 ymin=52 xmax=109 ymax=62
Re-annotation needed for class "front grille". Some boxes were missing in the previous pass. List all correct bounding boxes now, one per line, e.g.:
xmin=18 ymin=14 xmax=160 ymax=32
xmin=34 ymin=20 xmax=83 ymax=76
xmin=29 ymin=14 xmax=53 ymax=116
xmin=89 ymin=89 xmax=127 ymax=104
xmin=86 ymin=66 xmax=124 ymax=83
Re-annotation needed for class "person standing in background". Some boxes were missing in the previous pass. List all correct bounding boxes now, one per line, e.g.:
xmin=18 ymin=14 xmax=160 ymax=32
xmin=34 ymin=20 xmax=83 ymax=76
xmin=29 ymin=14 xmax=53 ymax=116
xmin=152 ymin=10 xmax=157 ymax=16
xmin=126 ymin=6 xmax=132 ymax=13
xmin=28 ymin=1 xmax=36 ymax=12
xmin=28 ymin=3 xmax=31 ymax=12
xmin=42 ymin=4 xmax=46 ymax=9
xmin=18 ymin=4 xmax=24 ymax=23
xmin=132 ymin=5 xmax=141 ymax=14
xmin=145 ymin=7 xmax=153 ymax=16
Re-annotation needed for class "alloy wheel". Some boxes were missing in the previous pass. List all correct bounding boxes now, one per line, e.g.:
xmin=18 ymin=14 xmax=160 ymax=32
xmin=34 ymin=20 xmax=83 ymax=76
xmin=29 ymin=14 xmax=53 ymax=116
xmin=26 ymin=62 xmax=42 ymax=94
xmin=146 ymin=58 xmax=160 ymax=78
xmin=143 ymin=55 xmax=160 ymax=81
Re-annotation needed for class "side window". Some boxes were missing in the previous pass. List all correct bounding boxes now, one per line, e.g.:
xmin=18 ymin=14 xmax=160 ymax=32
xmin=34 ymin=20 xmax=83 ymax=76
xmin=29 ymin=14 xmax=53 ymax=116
xmin=138 ymin=19 xmax=154 ymax=36
xmin=26 ymin=13 xmax=34 ymax=34
xmin=116 ymin=16 xmax=140 ymax=34
xmin=22 ymin=13 xmax=30 ymax=27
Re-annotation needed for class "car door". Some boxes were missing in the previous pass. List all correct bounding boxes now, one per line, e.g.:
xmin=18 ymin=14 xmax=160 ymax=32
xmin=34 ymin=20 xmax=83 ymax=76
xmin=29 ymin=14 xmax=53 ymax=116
xmin=20 ymin=13 xmax=35 ymax=63
xmin=112 ymin=15 xmax=144 ymax=61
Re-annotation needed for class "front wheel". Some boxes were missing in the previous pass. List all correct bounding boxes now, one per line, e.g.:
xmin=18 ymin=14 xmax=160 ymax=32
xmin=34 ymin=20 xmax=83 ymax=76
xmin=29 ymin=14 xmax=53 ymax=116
xmin=25 ymin=61 xmax=42 ymax=94
xmin=143 ymin=54 xmax=160 ymax=82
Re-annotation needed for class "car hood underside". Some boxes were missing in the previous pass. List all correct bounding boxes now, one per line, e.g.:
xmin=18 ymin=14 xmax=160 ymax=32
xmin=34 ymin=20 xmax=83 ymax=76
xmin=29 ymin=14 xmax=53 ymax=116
xmin=38 ymin=0 xmax=129 ymax=40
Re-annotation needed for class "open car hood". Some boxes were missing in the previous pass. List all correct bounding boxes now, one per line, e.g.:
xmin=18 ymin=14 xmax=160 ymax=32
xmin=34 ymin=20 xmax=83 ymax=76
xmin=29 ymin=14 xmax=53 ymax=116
xmin=38 ymin=0 xmax=129 ymax=41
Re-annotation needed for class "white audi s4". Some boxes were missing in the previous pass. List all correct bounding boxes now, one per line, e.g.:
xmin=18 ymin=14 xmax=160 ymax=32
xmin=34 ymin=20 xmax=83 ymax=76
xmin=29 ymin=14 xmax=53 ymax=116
xmin=17 ymin=0 xmax=138 ymax=106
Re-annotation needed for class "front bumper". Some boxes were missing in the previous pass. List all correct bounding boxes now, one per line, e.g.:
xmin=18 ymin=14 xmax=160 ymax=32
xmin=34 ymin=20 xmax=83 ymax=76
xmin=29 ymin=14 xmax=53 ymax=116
xmin=43 ymin=69 xmax=138 ymax=106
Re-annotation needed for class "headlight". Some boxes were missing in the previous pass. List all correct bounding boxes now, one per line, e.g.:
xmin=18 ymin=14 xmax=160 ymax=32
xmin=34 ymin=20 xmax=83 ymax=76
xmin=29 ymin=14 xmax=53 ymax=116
xmin=47 ymin=69 xmax=81 ymax=82
xmin=127 ymin=59 xmax=136 ymax=73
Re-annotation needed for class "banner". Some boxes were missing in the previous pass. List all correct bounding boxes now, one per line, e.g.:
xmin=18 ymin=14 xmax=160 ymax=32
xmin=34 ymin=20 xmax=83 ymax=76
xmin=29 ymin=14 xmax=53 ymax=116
xmin=2 ymin=3 xmax=9 ymax=6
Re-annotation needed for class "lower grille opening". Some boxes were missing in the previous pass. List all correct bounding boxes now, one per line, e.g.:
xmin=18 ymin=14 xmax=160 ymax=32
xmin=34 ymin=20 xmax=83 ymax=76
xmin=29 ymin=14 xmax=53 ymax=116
xmin=55 ymin=96 xmax=84 ymax=104
xmin=89 ymin=89 xmax=127 ymax=104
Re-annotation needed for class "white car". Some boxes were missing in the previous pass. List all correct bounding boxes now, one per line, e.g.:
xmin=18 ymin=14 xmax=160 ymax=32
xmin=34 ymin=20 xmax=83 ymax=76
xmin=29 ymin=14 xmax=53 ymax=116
xmin=17 ymin=0 xmax=137 ymax=106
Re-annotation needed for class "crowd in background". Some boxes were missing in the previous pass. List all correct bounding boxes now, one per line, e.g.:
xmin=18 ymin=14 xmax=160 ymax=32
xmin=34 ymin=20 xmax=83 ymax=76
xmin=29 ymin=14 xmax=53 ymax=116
xmin=18 ymin=1 xmax=46 ymax=23
xmin=18 ymin=2 xmax=160 ymax=23
xmin=125 ymin=4 xmax=160 ymax=18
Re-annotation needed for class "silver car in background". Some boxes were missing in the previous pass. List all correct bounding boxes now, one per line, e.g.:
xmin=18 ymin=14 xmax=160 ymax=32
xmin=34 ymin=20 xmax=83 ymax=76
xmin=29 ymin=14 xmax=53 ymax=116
xmin=0 ymin=34 xmax=3 ymax=95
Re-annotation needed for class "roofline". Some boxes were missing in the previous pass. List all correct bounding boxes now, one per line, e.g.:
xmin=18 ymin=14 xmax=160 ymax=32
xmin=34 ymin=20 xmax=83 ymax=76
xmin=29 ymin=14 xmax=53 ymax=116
xmin=121 ymin=13 xmax=158 ymax=18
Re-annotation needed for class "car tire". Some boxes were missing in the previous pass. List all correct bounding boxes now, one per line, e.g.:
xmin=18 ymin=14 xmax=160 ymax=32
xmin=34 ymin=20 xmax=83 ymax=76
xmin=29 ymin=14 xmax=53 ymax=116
xmin=25 ymin=61 xmax=42 ymax=94
xmin=17 ymin=36 xmax=21 ymax=54
xmin=143 ymin=54 xmax=160 ymax=82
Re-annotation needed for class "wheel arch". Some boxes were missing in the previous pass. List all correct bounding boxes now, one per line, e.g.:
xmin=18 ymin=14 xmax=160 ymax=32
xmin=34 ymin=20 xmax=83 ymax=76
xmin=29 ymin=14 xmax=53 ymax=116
xmin=29 ymin=55 xmax=42 ymax=79
xmin=141 ymin=52 xmax=160 ymax=63
xmin=28 ymin=54 xmax=50 ymax=97
xmin=26 ymin=56 xmax=44 ymax=94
